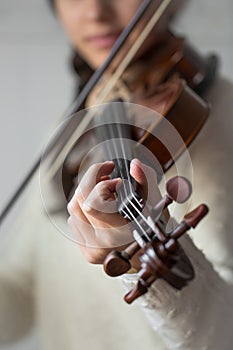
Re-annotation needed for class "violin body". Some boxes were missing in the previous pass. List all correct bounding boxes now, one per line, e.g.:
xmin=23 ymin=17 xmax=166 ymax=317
xmin=132 ymin=77 xmax=209 ymax=172
xmin=79 ymin=30 xmax=216 ymax=175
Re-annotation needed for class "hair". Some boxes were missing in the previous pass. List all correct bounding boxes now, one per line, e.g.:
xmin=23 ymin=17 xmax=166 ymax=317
xmin=72 ymin=52 xmax=94 ymax=92
xmin=48 ymin=0 xmax=55 ymax=10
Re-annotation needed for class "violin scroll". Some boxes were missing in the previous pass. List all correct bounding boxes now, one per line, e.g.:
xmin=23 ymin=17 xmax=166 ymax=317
xmin=103 ymin=175 xmax=209 ymax=304
xmin=124 ymin=203 xmax=208 ymax=304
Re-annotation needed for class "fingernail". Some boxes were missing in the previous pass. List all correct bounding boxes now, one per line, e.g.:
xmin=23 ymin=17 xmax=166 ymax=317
xmin=131 ymin=158 xmax=141 ymax=166
xmin=115 ymin=178 xmax=122 ymax=190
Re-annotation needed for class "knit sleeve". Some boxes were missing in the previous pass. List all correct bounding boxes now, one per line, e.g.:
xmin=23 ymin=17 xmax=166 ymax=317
xmin=0 ymin=199 xmax=36 ymax=344
xmin=121 ymin=234 xmax=233 ymax=350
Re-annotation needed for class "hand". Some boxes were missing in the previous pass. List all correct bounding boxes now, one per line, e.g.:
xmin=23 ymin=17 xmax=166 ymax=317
xmin=67 ymin=159 xmax=160 ymax=265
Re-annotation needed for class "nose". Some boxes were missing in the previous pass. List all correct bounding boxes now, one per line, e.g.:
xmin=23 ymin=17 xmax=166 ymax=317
xmin=85 ymin=0 xmax=114 ymax=21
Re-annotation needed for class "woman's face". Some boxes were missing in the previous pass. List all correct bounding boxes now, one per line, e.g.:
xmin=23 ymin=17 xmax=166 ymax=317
xmin=54 ymin=0 xmax=150 ymax=69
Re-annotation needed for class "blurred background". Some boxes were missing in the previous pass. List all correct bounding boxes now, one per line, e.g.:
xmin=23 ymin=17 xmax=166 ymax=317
xmin=0 ymin=0 xmax=232 ymax=349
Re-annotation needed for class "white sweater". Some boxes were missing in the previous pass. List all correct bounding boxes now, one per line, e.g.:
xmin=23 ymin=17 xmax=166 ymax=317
xmin=0 ymin=77 xmax=233 ymax=350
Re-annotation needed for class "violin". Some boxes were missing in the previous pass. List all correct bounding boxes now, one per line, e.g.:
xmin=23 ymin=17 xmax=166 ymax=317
xmin=0 ymin=0 xmax=218 ymax=302
xmin=90 ymin=100 xmax=209 ymax=303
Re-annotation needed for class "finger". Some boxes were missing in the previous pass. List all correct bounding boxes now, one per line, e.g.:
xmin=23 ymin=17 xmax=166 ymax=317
xmin=67 ymin=194 xmax=90 ymax=224
xmin=83 ymin=178 xmax=125 ymax=224
xmin=67 ymin=197 xmax=98 ymax=246
xmin=78 ymin=245 xmax=115 ymax=265
xmin=75 ymin=161 xmax=115 ymax=204
xmin=130 ymin=158 xmax=162 ymax=206
xmin=100 ymin=175 xmax=110 ymax=181
xmin=68 ymin=217 xmax=114 ymax=264
xmin=85 ymin=177 xmax=121 ymax=203
xmin=68 ymin=178 xmax=130 ymax=248
xmin=130 ymin=158 xmax=148 ymax=191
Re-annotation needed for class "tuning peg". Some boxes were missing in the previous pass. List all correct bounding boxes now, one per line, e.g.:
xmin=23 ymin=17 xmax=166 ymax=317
xmin=166 ymin=176 xmax=192 ymax=203
xmin=104 ymin=241 xmax=140 ymax=277
xmin=152 ymin=176 xmax=192 ymax=218
xmin=183 ymin=204 xmax=209 ymax=228
xmin=124 ymin=204 xmax=208 ymax=304
xmin=124 ymin=280 xmax=149 ymax=304
xmin=124 ymin=238 xmax=192 ymax=304
xmin=170 ymin=204 xmax=209 ymax=240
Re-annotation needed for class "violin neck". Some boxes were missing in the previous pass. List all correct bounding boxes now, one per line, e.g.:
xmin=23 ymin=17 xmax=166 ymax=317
xmin=95 ymin=102 xmax=142 ymax=212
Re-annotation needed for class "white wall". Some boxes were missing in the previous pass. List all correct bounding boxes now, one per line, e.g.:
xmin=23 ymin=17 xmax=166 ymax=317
xmin=0 ymin=0 xmax=74 ymax=217
xmin=0 ymin=0 xmax=232 ymax=349
xmin=0 ymin=1 xmax=73 ymax=349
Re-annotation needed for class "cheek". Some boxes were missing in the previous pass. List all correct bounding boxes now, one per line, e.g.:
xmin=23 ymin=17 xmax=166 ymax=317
xmin=55 ymin=4 xmax=83 ymax=47
xmin=117 ymin=0 xmax=144 ymax=26
xmin=66 ymin=23 xmax=84 ymax=50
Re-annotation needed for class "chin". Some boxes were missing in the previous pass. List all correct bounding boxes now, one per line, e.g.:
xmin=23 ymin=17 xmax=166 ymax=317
xmin=86 ymin=51 xmax=112 ymax=70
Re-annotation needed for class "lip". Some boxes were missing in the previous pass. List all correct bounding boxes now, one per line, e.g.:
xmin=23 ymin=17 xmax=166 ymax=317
xmin=86 ymin=32 xmax=121 ymax=49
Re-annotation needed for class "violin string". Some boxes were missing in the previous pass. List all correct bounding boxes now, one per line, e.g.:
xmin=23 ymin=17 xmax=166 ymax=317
xmin=109 ymin=104 xmax=131 ymax=202
xmin=121 ymin=199 xmax=152 ymax=242
xmin=102 ymin=104 xmax=145 ymax=236
xmin=110 ymin=122 xmax=154 ymax=242
xmin=114 ymin=104 xmax=134 ymax=193
xmin=112 ymin=105 xmax=150 ymax=230
xmin=45 ymin=0 xmax=170 ymax=182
